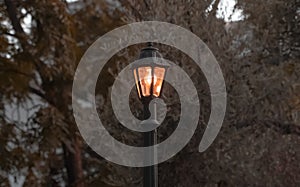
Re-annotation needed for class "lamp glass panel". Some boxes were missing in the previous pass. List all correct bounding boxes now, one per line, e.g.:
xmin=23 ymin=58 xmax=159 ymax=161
xmin=138 ymin=66 xmax=152 ymax=97
xmin=153 ymin=67 xmax=165 ymax=97
xmin=133 ymin=69 xmax=141 ymax=98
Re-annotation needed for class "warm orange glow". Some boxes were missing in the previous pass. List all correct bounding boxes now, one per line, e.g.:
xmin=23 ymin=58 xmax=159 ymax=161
xmin=138 ymin=67 xmax=152 ymax=97
xmin=153 ymin=67 xmax=165 ymax=97
xmin=133 ymin=66 xmax=166 ymax=98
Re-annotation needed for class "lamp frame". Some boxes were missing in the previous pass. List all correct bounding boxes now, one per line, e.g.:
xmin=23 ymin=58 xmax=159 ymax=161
xmin=131 ymin=43 xmax=170 ymax=104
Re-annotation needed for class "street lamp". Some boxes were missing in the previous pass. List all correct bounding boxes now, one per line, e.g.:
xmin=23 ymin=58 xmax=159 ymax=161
xmin=132 ymin=43 xmax=169 ymax=101
xmin=131 ymin=42 xmax=169 ymax=187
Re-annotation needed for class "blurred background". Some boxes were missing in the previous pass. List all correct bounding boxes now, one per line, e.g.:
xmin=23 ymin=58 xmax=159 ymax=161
xmin=0 ymin=0 xmax=299 ymax=186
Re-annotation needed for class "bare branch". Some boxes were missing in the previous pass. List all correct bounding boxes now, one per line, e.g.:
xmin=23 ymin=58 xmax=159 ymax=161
xmin=4 ymin=0 xmax=24 ymax=34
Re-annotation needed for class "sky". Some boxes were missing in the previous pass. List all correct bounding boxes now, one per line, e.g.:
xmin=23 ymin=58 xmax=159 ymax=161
xmin=216 ymin=0 xmax=244 ymax=22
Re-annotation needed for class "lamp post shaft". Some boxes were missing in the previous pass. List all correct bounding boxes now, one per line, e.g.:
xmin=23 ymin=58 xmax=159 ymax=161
xmin=143 ymin=101 xmax=158 ymax=187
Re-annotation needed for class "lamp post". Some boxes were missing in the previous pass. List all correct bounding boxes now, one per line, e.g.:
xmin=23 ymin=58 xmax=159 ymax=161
xmin=131 ymin=42 xmax=169 ymax=187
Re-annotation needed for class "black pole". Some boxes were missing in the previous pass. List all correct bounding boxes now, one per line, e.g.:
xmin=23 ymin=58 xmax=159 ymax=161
xmin=143 ymin=100 xmax=158 ymax=187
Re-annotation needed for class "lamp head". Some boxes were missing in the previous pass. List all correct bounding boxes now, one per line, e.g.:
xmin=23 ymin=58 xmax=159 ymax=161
xmin=131 ymin=43 xmax=169 ymax=101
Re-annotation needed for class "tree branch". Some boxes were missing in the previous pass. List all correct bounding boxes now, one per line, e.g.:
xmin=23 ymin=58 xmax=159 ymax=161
xmin=4 ymin=0 xmax=24 ymax=34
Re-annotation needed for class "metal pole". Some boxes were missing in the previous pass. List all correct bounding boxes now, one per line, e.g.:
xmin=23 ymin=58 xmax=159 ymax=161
xmin=153 ymin=101 xmax=158 ymax=187
xmin=143 ymin=100 xmax=158 ymax=187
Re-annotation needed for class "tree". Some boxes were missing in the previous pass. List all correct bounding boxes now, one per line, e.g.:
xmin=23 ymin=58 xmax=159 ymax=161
xmin=0 ymin=0 xmax=299 ymax=186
